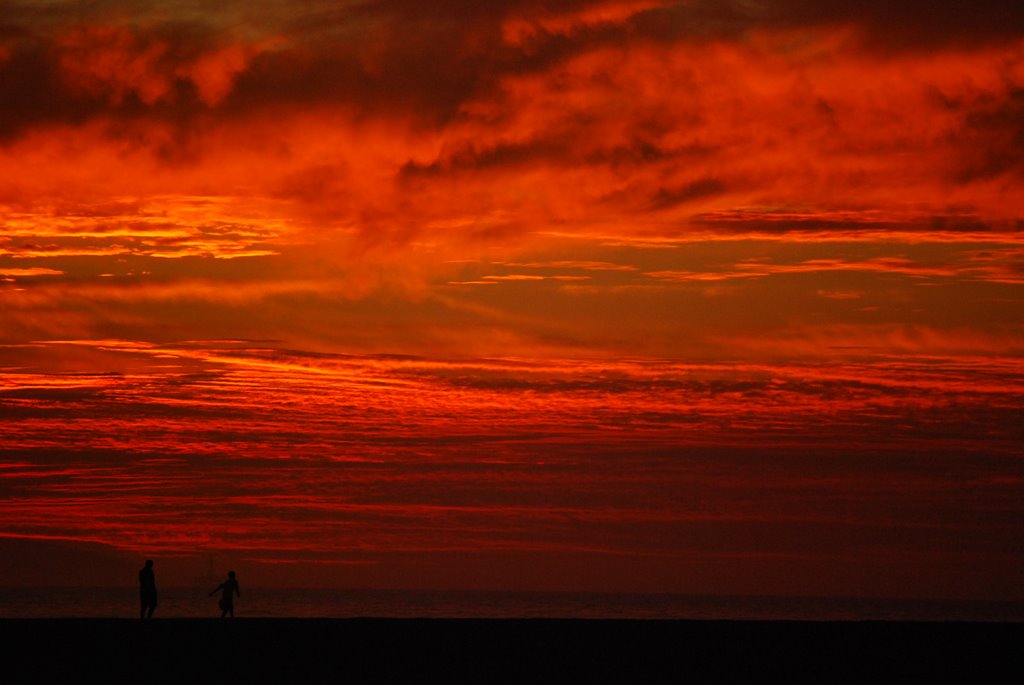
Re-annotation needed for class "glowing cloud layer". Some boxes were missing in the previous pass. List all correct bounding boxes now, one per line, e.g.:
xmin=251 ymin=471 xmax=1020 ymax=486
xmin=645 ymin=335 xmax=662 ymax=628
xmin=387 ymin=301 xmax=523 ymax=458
xmin=1 ymin=1 xmax=1022 ymax=597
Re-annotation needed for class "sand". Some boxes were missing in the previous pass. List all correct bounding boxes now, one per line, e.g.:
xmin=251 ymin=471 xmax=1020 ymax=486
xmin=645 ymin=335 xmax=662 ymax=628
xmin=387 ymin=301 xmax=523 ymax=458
xmin=3 ymin=618 xmax=1021 ymax=682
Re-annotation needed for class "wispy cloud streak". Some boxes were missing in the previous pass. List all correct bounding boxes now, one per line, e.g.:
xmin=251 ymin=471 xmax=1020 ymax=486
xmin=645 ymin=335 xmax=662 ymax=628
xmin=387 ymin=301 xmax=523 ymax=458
xmin=2 ymin=340 xmax=1022 ymax=593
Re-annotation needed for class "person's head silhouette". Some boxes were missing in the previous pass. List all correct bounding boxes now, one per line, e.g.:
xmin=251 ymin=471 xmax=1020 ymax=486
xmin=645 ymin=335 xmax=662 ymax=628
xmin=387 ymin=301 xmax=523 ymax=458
xmin=145 ymin=560 xmax=153 ymax=569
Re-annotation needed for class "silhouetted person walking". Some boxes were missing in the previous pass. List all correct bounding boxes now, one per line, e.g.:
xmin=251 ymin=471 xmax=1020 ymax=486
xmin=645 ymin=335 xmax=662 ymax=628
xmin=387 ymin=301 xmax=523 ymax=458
xmin=210 ymin=570 xmax=240 ymax=618
xmin=139 ymin=559 xmax=157 ymax=619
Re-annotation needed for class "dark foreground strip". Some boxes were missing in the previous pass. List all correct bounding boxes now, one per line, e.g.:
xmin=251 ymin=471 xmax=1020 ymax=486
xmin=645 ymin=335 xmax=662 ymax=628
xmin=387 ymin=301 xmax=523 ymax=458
xmin=2 ymin=618 xmax=1021 ymax=683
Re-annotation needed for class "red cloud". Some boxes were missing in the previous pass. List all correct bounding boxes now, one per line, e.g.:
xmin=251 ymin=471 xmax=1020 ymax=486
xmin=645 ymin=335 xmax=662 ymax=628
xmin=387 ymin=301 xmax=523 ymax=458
xmin=55 ymin=23 xmax=277 ymax=107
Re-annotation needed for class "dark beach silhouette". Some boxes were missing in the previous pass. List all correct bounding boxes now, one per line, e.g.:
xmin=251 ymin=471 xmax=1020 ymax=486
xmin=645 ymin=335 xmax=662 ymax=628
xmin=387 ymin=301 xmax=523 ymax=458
xmin=209 ymin=570 xmax=240 ymax=618
xmin=8 ymin=616 xmax=1020 ymax=682
xmin=138 ymin=559 xmax=157 ymax=619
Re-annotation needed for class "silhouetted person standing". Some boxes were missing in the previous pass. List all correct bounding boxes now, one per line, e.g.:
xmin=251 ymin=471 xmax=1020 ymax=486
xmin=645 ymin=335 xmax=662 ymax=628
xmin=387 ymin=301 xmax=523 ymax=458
xmin=209 ymin=570 xmax=240 ymax=618
xmin=139 ymin=560 xmax=157 ymax=619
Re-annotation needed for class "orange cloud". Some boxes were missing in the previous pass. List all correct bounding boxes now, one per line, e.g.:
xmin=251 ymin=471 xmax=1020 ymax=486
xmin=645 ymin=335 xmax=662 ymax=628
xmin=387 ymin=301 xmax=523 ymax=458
xmin=55 ymin=23 xmax=277 ymax=107
xmin=502 ymin=0 xmax=670 ymax=46
xmin=647 ymin=257 xmax=972 ymax=282
xmin=716 ymin=323 xmax=1024 ymax=357
xmin=57 ymin=25 xmax=176 ymax=106
xmin=500 ymin=260 xmax=638 ymax=271
xmin=0 ymin=268 xmax=63 ymax=277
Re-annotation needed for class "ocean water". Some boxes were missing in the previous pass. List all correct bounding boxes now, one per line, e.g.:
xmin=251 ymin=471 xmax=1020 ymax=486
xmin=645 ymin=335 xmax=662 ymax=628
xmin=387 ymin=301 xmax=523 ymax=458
xmin=1 ymin=587 xmax=1021 ymax=621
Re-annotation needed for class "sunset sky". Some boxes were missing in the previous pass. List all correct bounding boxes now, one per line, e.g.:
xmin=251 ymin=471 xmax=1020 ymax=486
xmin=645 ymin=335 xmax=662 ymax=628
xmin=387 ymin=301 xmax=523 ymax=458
xmin=1 ymin=1 xmax=1022 ymax=599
